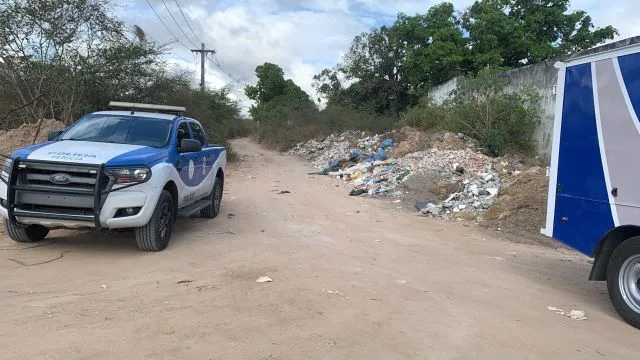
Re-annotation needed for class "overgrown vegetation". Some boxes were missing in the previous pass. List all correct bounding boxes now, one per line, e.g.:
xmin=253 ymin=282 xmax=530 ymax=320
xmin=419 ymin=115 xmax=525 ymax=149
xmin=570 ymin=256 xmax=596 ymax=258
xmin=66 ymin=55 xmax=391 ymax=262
xmin=0 ymin=0 xmax=250 ymax=148
xmin=245 ymin=62 xmax=396 ymax=151
xmin=246 ymin=0 xmax=616 ymax=157
xmin=402 ymin=70 xmax=541 ymax=156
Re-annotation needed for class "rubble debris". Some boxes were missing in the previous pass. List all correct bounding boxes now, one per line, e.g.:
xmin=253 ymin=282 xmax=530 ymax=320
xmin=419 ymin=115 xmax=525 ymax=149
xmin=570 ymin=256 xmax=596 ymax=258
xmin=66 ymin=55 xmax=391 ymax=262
xmin=417 ymin=172 xmax=501 ymax=218
xmin=547 ymin=306 xmax=587 ymax=320
xmin=324 ymin=289 xmax=349 ymax=299
xmin=287 ymin=128 xmax=546 ymax=224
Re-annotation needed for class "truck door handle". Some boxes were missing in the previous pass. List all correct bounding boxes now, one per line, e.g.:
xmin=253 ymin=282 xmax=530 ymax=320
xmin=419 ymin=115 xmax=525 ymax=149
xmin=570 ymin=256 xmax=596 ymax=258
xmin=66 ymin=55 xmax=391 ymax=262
xmin=175 ymin=160 xmax=183 ymax=171
xmin=611 ymin=187 xmax=618 ymax=197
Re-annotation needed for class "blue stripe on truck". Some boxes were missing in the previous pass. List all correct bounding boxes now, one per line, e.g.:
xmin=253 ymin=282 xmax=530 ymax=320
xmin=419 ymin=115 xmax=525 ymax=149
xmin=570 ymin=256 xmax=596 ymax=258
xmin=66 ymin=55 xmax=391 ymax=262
xmin=553 ymin=63 xmax=614 ymax=256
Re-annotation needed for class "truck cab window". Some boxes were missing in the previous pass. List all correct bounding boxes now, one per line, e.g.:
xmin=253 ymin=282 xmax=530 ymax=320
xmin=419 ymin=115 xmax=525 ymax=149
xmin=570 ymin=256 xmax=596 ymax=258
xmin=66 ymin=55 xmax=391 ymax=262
xmin=177 ymin=122 xmax=191 ymax=145
xmin=190 ymin=122 xmax=206 ymax=146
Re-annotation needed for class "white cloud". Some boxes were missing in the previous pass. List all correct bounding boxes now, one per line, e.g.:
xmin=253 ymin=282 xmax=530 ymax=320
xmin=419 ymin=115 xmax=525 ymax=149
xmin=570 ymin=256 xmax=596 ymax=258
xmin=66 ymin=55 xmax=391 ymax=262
xmin=118 ymin=0 xmax=639 ymax=115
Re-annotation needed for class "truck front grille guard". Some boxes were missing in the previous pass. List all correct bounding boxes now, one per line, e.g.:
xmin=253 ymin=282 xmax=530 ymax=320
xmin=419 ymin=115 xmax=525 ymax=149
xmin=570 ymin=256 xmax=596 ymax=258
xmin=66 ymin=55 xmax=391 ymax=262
xmin=0 ymin=154 xmax=149 ymax=230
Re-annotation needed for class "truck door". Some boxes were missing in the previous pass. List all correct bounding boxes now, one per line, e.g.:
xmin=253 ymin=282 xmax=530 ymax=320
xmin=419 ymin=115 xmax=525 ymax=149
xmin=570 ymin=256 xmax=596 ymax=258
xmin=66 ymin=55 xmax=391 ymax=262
xmin=187 ymin=121 xmax=213 ymax=199
xmin=175 ymin=120 xmax=201 ymax=207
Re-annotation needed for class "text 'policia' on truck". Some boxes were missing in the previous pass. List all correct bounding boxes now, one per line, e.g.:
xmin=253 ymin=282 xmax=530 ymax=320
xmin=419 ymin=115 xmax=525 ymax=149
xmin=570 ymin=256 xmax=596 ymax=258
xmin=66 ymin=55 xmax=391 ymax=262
xmin=0 ymin=101 xmax=227 ymax=251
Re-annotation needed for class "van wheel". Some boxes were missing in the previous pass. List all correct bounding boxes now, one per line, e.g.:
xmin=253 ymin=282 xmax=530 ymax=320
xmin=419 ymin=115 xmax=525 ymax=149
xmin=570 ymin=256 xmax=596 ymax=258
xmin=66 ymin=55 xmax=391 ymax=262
xmin=200 ymin=177 xmax=222 ymax=219
xmin=607 ymin=236 xmax=640 ymax=329
xmin=4 ymin=220 xmax=49 ymax=243
xmin=135 ymin=190 xmax=174 ymax=251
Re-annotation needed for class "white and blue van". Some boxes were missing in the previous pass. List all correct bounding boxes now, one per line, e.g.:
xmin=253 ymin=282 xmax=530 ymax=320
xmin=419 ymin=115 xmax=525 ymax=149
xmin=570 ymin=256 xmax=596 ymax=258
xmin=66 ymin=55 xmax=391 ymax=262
xmin=542 ymin=38 xmax=640 ymax=328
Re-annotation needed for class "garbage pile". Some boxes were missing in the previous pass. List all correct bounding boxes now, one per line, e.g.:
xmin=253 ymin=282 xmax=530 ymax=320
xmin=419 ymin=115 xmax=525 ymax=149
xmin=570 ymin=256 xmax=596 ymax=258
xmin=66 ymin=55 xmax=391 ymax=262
xmin=397 ymin=148 xmax=492 ymax=176
xmin=286 ymin=131 xmax=376 ymax=170
xmin=316 ymin=136 xmax=407 ymax=196
xmin=417 ymin=172 xmax=501 ymax=218
xmin=288 ymin=129 xmax=499 ymax=205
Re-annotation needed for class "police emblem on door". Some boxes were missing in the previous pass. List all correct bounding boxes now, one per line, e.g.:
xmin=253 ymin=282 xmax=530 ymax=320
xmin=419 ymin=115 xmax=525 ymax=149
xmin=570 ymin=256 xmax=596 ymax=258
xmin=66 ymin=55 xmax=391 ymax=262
xmin=188 ymin=159 xmax=195 ymax=179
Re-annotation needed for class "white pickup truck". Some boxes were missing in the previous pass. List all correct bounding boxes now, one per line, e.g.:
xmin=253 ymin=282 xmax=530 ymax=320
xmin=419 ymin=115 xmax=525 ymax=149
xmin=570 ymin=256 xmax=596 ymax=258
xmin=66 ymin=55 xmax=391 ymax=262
xmin=0 ymin=102 xmax=227 ymax=251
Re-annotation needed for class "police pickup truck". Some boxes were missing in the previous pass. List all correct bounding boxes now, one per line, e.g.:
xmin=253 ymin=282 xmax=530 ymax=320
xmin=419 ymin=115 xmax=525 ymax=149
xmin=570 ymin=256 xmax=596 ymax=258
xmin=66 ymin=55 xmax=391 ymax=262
xmin=0 ymin=102 xmax=226 ymax=251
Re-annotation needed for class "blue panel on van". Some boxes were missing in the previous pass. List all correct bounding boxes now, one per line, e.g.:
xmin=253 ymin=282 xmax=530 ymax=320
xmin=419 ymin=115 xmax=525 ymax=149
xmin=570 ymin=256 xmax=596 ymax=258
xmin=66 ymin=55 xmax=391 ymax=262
xmin=553 ymin=63 xmax=614 ymax=256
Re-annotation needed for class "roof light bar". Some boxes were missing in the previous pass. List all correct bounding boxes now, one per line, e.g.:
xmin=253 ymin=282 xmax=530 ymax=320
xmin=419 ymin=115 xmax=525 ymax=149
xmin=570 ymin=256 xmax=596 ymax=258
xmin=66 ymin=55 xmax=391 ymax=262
xmin=107 ymin=101 xmax=186 ymax=114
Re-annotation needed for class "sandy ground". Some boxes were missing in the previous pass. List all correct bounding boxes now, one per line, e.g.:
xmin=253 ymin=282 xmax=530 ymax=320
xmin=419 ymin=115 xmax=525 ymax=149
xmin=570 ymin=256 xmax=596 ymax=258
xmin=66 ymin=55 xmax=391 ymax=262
xmin=0 ymin=138 xmax=638 ymax=359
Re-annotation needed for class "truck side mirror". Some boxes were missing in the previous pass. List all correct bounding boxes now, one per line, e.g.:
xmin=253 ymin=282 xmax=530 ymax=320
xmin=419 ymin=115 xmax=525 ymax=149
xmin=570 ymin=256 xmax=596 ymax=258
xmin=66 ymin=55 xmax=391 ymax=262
xmin=179 ymin=139 xmax=202 ymax=153
xmin=47 ymin=129 xmax=64 ymax=141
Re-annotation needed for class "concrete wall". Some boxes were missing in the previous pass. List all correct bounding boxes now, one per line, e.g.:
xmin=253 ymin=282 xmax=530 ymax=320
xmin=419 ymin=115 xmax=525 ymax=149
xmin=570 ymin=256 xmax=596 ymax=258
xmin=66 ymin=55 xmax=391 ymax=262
xmin=428 ymin=37 xmax=640 ymax=163
xmin=428 ymin=61 xmax=558 ymax=163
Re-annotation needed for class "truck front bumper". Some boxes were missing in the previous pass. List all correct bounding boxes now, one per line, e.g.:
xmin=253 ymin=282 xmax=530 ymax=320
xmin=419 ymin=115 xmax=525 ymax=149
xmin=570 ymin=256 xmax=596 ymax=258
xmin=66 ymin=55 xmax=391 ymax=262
xmin=0 ymin=157 xmax=157 ymax=230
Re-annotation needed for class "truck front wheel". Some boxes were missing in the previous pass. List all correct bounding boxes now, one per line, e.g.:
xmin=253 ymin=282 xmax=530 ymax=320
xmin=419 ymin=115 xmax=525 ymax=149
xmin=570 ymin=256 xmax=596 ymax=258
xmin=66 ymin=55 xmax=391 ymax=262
xmin=4 ymin=220 xmax=49 ymax=243
xmin=607 ymin=236 xmax=640 ymax=329
xmin=135 ymin=190 xmax=174 ymax=251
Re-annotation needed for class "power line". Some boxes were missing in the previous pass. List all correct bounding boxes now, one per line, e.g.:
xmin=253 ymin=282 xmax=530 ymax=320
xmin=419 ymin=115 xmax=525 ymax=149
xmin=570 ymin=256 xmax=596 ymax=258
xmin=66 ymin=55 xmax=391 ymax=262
xmin=174 ymin=0 xmax=202 ymax=44
xmin=207 ymin=53 xmax=249 ymax=87
xmin=161 ymin=0 xmax=199 ymax=48
xmin=144 ymin=0 xmax=190 ymax=50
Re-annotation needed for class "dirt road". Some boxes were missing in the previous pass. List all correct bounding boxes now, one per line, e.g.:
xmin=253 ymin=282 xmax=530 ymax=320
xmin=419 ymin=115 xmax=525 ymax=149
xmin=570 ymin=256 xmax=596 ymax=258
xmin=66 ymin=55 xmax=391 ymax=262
xmin=0 ymin=138 xmax=637 ymax=359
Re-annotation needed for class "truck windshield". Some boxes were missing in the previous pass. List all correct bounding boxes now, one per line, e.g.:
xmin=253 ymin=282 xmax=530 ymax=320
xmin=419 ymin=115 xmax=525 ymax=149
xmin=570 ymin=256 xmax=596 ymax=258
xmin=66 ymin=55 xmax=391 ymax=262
xmin=60 ymin=114 xmax=172 ymax=147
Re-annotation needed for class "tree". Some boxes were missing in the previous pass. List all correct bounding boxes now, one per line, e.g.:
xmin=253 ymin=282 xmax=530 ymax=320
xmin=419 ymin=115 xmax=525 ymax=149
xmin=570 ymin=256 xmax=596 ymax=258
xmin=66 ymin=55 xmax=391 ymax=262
xmin=312 ymin=67 xmax=346 ymax=105
xmin=244 ymin=62 xmax=315 ymax=123
xmin=340 ymin=25 xmax=414 ymax=114
xmin=392 ymin=3 xmax=470 ymax=94
xmin=0 ymin=0 xmax=247 ymax=146
xmin=463 ymin=0 xmax=618 ymax=69
xmin=244 ymin=63 xmax=287 ymax=105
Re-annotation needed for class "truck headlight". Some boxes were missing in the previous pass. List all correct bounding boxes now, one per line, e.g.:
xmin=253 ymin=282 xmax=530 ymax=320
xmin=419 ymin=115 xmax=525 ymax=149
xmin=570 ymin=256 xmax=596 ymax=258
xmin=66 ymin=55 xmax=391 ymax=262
xmin=1 ymin=158 xmax=12 ymax=182
xmin=106 ymin=166 xmax=151 ymax=184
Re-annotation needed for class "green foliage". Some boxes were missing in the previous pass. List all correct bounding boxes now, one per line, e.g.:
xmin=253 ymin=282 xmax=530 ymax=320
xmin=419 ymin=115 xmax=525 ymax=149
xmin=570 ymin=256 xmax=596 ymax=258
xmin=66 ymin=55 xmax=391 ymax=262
xmin=245 ymin=62 xmax=398 ymax=151
xmin=462 ymin=0 xmax=618 ymax=69
xmin=244 ymin=63 xmax=287 ymax=105
xmin=255 ymin=103 xmax=398 ymax=152
xmin=404 ymin=71 xmax=542 ymax=156
xmin=400 ymin=97 xmax=448 ymax=131
xmin=340 ymin=26 xmax=415 ymax=115
xmin=394 ymin=3 xmax=469 ymax=94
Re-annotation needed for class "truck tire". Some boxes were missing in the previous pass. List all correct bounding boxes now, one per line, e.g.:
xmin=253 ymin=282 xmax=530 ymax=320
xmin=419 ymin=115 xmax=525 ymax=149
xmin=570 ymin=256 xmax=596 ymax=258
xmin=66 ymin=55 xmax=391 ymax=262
xmin=4 ymin=220 xmax=49 ymax=243
xmin=135 ymin=190 xmax=174 ymax=251
xmin=606 ymin=236 xmax=640 ymax=329
xmin=200 ymin=176 xmax=222 ymax=219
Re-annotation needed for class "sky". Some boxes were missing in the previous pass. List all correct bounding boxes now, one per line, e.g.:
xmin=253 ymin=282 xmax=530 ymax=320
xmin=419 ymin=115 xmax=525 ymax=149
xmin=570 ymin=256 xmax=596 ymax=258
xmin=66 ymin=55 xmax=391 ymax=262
xmin=116 ymin=0 xmax=640 ymax=113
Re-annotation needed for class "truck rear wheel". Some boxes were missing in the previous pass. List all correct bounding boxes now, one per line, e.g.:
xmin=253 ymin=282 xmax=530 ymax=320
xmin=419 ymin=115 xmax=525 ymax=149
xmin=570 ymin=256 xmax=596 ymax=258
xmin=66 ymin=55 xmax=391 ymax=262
xmin=200 ymin=176 xmax=222 ymax=219
xmin=4 ymin=220 xmax=49 ymax=243
xmin=607 ymin=236 xmax=640 ymax=329
xmin=135 ymin=190 xmax=174 ymax=251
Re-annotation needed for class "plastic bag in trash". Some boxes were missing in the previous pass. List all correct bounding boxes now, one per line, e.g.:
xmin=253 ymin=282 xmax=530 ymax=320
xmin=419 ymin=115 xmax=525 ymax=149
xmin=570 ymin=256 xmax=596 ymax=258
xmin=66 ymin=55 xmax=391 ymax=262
xmin=349 ymin=189 xmax=368 ymax=196
xmin=373 ymin=148 xmax=387 ymax=161
xmin=380 ymin=138 xmax=394 ymax=148
xmin=349 ymin=149 xmax=366 ymax=162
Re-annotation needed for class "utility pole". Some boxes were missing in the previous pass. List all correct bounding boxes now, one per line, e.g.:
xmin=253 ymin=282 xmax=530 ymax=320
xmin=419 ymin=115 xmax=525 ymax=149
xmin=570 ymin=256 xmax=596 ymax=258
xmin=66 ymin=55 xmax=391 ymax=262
xmin=191 ymin=43 xmax=216 ymax=91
